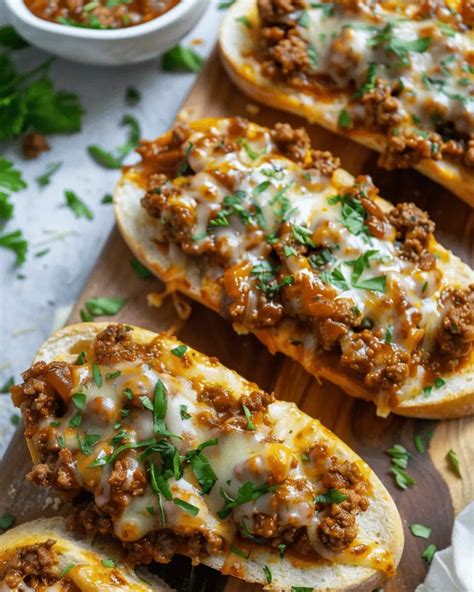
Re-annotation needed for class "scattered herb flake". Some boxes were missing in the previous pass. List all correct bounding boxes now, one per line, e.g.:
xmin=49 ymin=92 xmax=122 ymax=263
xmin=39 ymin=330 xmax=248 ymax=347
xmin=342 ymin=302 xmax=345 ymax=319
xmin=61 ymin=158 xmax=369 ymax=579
xmin=36 ymin=162 xmax=62 ymax=188
xmin=162 ymin=45 xmax=203 ymax=72
xmin=173 ymin=498 xmax=200 ymax=516
xmin=409 ymin=524 xmax=432 ymax=539
xmin=422 ymin=544 xmax=437 ymax=563
xmin=171 ymin=345 xmax=188 ymax=358
xmin=446 ymin=449 xmax=462 ymax=478
xmin=130 ymin=258 xmax=152 ymax=279
xmin=65 ymin=190 xmax=93 ymax=220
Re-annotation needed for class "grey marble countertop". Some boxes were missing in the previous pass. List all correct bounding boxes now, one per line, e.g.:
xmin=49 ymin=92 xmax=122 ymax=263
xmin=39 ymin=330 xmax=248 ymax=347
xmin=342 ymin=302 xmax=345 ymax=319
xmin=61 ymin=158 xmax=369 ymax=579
xmin=0 ymin=1 xmax=222 ymax=455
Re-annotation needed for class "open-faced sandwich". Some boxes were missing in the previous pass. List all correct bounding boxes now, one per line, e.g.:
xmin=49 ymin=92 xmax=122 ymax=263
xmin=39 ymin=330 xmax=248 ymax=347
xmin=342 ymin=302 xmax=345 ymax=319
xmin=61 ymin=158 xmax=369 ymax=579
xmin=219 ymin=0 xmax=474 ymax=205
xmin=114 ymin=117 xmax=474 ymax=418
xmin=11 ymin=322 xmax=404 ymax=591
xmin=0 ymin=516 xmax=172 ymax=591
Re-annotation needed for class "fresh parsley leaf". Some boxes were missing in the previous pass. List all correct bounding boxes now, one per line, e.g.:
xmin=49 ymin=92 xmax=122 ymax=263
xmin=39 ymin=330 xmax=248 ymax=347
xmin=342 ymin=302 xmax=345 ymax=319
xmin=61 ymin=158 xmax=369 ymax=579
xmin=101 ymin=559 xmax=115 ymax=568
xmin=65 ymin=190 xmax=93 ymax=220
xmin=0 ymin=158 xmax=27 ymax=192
xmin=0 ymin=513 xmax=14 ymax=531
xmin=0 ymin=192 xmax=13 ymax=221
xmin=140 ymin=395 xmax=153 ymax=411
xmin=218 ymin=482 xmax=278 ymax=519
xmin=171 ymin=345 xmax=188 ymax=357
xmin=71 ymin=392 xmax=86 ymax=410
xmin=422 ymin=544 xmax=437 ymax=563
xmin=390 ymin=465 xmax=416 ymax=489
xmin=69 ymin=412 xmax=82 ymax=427
xmin=291 ymin=223 xmax=315 ymax=247
xmin=130 ymin=258 xmax=152 ymax=279
xmin=338 ymin=108 xmax=352 ymax=129
xmin=173 ymin=498 xmax=200 ymax=516
xmin=92 ymin=364 xmax=102 ymax=388
xmin=231 ymin=544 xmax=249 ymax=559
xmin=161 ymin=45 xmax=203 ymax=72
xmin=409 ymin=523 xmax=432 ymax=539
xmin=354 ymin=275 xmax=387 ymax=293
xmin=189 ymin=450 xmax=218 ymax=494
xmin=235 ymin=16 xmax=252 ymax=29
xmin=24 ymin=78 xmax=84 ymax=134
xmin=263 ymin=565 xmax=272 ymax=583
xmin=88 ymin=114 xmax=140 ymax=168
xmin=446 ymin=449 xmax=462 ymax=478
xmin=320 ymin=266 xmax=349 ymax=291
xmin=125 ymin=85 xmax=141 ymax=105
xmin=315 ymin=488 xmax=347 ymax=504
xmin=84 ymin=297 xmax=127 ymax=316
xmin=0 ymin=26 xmax=29 ymax=49
xmin=180 ymin=404 xmax=191 ymax=420
xmin=242 ymin=404 xmax=255 ymax=431
xmin=0 ymin=377 xmax=14 ymax=393
xmin=0 ymin=230 xmax=28 ymax=265
xmin=77 ymin=433 xmax=100 ymax=456
xmin=36 ymin=162 xmax=62 ymax=188
xmin=101 ymin=193 xmax=113 ymax=204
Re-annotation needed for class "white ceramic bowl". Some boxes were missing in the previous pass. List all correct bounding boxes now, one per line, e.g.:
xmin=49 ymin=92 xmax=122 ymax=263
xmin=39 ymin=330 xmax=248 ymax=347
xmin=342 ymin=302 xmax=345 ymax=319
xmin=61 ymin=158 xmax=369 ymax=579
xmin=4 ymin=0 xmax=209 ymax=66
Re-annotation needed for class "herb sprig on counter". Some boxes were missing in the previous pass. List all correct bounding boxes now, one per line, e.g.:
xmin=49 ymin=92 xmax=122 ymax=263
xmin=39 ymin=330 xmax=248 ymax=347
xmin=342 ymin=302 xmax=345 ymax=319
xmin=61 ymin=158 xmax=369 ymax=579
xmin=88 ymin=114 xmax=140 ymax=169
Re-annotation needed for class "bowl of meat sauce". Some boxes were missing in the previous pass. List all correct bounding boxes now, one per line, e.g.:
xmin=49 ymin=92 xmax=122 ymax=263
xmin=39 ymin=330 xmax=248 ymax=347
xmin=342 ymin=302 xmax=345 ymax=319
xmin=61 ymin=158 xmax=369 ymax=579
xmin=4 ymin=0 xmax=208 ymax=65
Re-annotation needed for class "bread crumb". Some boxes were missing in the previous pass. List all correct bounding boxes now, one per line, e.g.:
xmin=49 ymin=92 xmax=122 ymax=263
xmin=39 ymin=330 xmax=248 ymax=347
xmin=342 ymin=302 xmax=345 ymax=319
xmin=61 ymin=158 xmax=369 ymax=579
xmin=245 ymin=103 xmax=260 ymax=115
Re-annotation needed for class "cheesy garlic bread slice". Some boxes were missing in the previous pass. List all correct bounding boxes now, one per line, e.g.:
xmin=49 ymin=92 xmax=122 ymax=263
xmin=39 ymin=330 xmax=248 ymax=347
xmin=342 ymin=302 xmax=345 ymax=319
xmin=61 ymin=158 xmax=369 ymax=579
xmin=0 ymin=517 xmax=172 ymax=591
xmin=11 ymin=322 xmax=403 ymax=591
xmin=114 ymin=117 xmax=474 ymax=418
xmin=219 ymin=0 xmax=474 ymax=205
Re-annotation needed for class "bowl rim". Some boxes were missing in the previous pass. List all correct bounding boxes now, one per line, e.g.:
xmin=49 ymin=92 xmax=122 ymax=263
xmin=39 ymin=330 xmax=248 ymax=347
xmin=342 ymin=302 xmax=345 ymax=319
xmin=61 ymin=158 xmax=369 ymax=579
xmin=4 ymin=0 xmax=205 ymax=40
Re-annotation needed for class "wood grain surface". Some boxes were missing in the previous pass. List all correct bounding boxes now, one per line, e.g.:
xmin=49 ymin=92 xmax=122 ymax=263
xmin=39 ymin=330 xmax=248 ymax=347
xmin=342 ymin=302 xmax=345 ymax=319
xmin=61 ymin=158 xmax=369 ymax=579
xmin=1 ymin=49 xmax=472 ymax=592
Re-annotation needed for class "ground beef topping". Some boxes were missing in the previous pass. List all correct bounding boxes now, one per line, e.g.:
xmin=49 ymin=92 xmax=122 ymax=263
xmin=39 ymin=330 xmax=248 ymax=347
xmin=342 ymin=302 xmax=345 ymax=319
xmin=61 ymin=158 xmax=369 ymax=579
xmin=0 ymin=540 xmax=59 ymax=589
xmin=254 ymin=0 xmax=474 ymax=169
xmin=437 ymin=286 xmax=474 ymax=359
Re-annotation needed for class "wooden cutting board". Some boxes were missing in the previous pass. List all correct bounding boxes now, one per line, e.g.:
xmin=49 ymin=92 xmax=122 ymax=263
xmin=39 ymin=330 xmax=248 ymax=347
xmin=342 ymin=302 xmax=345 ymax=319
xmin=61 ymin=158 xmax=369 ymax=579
xmin=1 ymin=49 xmax=473 ymax=592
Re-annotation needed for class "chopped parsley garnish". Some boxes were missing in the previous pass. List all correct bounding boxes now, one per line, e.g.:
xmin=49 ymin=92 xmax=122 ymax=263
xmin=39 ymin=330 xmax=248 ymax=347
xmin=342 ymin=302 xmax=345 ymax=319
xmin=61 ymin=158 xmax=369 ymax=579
xmin=130 ymin=258 xmax=152 ymax=279
xmin=173 ymin=498 xmax=200 ymax=516
xmin=101 ymin=194 xmax=113 ymax=204
xmin=422 ymin=544 xmax=437 ymax=563
xmin=59 ymin=564 xmax=75 ymax=577
xmin=88 ymin=114 xmax=140 ymax=169
xmin=64 ymin=190 xmax=93 ymax=220
xmin=106 ymin=370 xmax=121 ymax=380
xmin=299 ymin=10 xmax=310 ymax=27
xmin=0 ymin=26 xmax=29 ymax=49
xmin=92 ymin=364 xmax=102 ymax=388
xmin=242 ymin=404 xmax=255 ymax=431
xmin=171 ymin=345 xmax=188 ymax=357
xmin=69 ymin=416 xmax=84 ymax=434
xmin=0 ymin=54 xmax=83 ymax=146
xmin=10 ymin=414 xmax=20 ymax=426
xmin=184 ymin=439 xmax=219 ymax=494
xmin=446 ymin=449 xmax=462 ymax=478
xmin=315 ymin=488 xmax=347 ymax=504
xmin=125 ymin=85 xmax=141 ymax=105
xmin=0 ymin=230 xmax=28 ymax=265
xmin=101 ymin=559 xmax=115 ymax=568
xmin=320 ymin=266 xmax=349 ymax=291
xmin=36 ymin=162 xmax=62 ymax=188
xmin=263 ymin=565 xmax=272 ymax=583
xmin=291 ymin=588 xmax=313 ymax=592
xmin=291 ymin=223 xmax=315 ymax=247
xmin=329 ymin=193 xmax=368 ymax=236
xmin=434 ymin=377 xmax=445 ymax=388
xmin=0 ymin=513 xmax=14 ymax=531
xmin=338 ymin=108 xmax=352 ymax=129
xmin=71 ymin=392 xmax=86 ymax=410
xmin=385 ymin=326 xmax=393 ymax=344
xmin=253 ymin=181 xmax=270 ymax=195
xmin=283 ymin=245 xmax=297 ymax=257
xmin=0 ymin=377 xmax=14 ymax=393
xmin=409 ymin=523 xmax=432 ymax=539
xmin=368 ymin=22 xmax=432 ymax=66
xmin=180 ymin=404 xmax=191 ymax=420
xmin=77 ymin=433 xmax=100 ymax=456
xmin=162 ymin=45 xmax=204 ymax=72
xmin=414 ymin=431 xmax=432 ymax=454
xmin=386 ymin=444 xmax=415 ymax=489
xmin=307 ymin=42 xmax=318 ymax=69
xmin=140 ymin=395 xmax=154 ymax=411
xmin=218 ymin=0 xmax=236 ymax=7
xmin=152 ymin=379 xmax=177 ymax=438
xmin=278 ymin=543 xmax=286 ymax=558
xmin=308 ymin=248 xmax=333 ymax=269
xmin=353 ymin=62 xmax=377 ymax=98
xmin=251 ymin=261 xmax=294 ymax=297
xmin=218 ymin=481 xmax=278 ymax=519
xmin=235 ymin=16 xmax=252 ymax=29
xmin=309 ymin=2 xmax=334 ymax=17
xmin=123 ymin=388 xmax=133 ymax=400
xmin=83 ymin=297 xmax=127 ymax=316
xmin=436 ymin=21 xmax=457 ymax=37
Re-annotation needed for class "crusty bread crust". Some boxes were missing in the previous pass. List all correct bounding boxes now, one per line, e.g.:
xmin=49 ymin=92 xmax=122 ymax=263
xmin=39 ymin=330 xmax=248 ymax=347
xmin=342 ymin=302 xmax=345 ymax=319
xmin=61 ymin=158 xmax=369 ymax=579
xmin=26 ymin=322 xmax=404 ymax=592
xmin=113 ymin=117 xmax=474 ymax=419
xmin=0 ymin=516 xmax=173 ymax=591
xmin=218 ymin=0 xmax=474 ymax=207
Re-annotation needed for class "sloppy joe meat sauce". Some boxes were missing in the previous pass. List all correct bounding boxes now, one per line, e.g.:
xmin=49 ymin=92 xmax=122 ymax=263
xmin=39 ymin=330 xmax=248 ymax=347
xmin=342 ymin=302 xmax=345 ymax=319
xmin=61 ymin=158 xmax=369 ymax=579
xmin=24 ymin=0 xmax=180 ymax=29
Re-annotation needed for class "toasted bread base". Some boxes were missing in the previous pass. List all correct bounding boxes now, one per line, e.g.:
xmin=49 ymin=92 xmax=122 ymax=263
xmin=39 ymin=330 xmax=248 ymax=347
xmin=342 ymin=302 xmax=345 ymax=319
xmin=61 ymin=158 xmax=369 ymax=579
xmin=0 ymin=516 xmax=172 ymax=591
xmin=218 ymin=0 xmax=474 ymax=207
xmin=113 ymin=124 xmax=474 ymax=419
xmin=27 ymin=322 xmax=404 ymax=592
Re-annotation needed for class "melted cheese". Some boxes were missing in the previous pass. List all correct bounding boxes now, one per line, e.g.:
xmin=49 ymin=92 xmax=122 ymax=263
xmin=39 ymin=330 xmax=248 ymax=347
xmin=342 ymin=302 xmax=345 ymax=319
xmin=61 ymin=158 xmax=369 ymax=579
xmin=32 ymin=334 xmax=396 ymax=574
